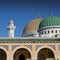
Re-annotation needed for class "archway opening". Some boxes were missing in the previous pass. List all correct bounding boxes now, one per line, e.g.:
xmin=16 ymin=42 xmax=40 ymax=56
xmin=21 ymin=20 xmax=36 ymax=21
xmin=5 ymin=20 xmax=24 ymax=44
xmin=19 ymin=54 xmax=25 ymax=60
xmin=39 ymin=54 xmax=45 ymax=60
xmin=14 ymin=48 xmax=31 ymax=60
xmin=0 ymin=49 xmax=7 ymax=60
xmin=37 ymin=48 xmax=55 ymax=60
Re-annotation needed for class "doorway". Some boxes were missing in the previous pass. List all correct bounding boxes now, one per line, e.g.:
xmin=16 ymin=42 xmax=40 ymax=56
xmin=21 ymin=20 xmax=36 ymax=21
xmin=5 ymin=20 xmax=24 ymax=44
xmin=19 ymin=54 xmax=25 ymax=60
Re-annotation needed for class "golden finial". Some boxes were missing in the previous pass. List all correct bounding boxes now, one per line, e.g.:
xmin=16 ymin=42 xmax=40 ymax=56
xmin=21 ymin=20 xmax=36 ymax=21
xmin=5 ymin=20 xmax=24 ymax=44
xmin=38 ymin=13 xmax=41 ymax=18
xmin=50 ymin=10 xmax=53 ymax=16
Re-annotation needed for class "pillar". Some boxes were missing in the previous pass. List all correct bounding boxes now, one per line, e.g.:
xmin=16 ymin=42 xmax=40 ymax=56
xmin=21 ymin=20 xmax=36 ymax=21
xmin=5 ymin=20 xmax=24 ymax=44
xmin=7 ymin=44 xmax=13 ymax=60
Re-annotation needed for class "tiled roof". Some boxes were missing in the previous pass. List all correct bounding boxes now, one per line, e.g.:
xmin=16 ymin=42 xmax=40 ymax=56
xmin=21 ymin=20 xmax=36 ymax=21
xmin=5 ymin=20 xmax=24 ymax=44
xmin=0 ymin=37 xmax=60 ymax=43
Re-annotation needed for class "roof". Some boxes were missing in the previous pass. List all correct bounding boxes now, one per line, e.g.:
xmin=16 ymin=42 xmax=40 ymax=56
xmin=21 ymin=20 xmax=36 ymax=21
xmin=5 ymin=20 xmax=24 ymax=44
xmin=39 ymin=16 xmax=60 ymax=29
xmin=0 ymin=37 xmax=60 ymax=43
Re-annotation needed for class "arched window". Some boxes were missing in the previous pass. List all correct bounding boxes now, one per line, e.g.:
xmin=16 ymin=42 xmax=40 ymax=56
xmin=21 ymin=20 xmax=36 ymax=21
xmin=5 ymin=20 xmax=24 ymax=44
xmin=48 ymin=30 xmax=50 ymax=34
xmin=55 ymin=30 xmax=57 ymax=33
xmin=44 ymin=31 xmax=46 ymax=34
xmin=59 ymin=30 xmax=60 ymax=33
xmin=42 ymin=31 xmax=43 ymax=34
xmin=51 ymin=30 xmax=53 ymax=33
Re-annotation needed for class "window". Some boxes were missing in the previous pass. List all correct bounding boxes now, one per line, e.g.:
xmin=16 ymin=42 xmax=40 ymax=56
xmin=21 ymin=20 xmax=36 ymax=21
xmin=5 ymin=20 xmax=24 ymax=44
xmin=44 ymin=31 xmax=46 ymax=34
xmin=55 ymin=30 xmax=57 ymax=33
xmin=51 ymin=30 xmax=53 ymax=33
xmin=42 ymin=31 xmax=43 ymax=34
xmin=48 ymin=31 xmax=50 ymax=33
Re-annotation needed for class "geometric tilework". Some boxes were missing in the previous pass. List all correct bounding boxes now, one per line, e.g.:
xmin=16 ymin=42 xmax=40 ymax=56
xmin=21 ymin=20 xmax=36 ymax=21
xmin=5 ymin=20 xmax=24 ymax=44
xmin=12 ymin=45 xmax=20 ymax=51
xmin=36 ymin=45 xmax=42 ymax=51
xmin=0 ymin=45 xmax=8 ymax=51
xmin=24 ymin=45 xmax=32 ymax=50
xmin=49 ymin=45 xmax=55 ymax=50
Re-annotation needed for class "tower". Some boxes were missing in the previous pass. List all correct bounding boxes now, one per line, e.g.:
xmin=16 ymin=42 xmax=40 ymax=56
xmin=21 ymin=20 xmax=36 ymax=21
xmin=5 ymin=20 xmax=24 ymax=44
xmin=7 ymin=19 xmax=16 ymax=38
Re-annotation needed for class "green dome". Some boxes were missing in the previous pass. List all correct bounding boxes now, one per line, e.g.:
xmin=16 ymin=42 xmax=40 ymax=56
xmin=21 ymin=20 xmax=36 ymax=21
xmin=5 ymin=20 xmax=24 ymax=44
xmin=39 ymin=16 xmax=60 ymax=29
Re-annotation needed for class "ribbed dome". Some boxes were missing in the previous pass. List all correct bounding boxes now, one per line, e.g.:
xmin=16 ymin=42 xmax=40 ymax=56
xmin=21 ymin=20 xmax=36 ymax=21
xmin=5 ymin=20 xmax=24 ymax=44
xmin=22 ymin=18 xmax=42 ymax=37
xmin=23 ymin=18 xmax=42 ymax=33
xmin=39 ymin=16 xmax=60 ymax=29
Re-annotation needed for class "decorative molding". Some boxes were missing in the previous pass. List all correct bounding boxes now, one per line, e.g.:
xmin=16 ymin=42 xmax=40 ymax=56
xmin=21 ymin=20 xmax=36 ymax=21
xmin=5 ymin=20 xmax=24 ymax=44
xmin=36 ymin=45 xmax=42 ymax=51
xmin=49 ymin=45 xmax=55 ymax=50
xmin=0 ymin=45 xmax=8 ymax=51
xmin=12 ymin=45 xmax=20 ymax=51
xmin=24 ymin=45 xmax=32 ymax=50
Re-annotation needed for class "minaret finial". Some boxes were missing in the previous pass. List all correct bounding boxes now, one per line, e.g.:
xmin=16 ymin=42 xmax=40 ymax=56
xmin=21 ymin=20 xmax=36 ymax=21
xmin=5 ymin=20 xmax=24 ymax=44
xmin=50 ymin=10 xmax=53 ymax=16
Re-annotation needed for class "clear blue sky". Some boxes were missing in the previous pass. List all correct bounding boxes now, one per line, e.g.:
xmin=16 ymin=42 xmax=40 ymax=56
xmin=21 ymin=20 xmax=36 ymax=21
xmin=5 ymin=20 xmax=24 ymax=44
xmin=0 ymin=0 xmax=60 ymax=37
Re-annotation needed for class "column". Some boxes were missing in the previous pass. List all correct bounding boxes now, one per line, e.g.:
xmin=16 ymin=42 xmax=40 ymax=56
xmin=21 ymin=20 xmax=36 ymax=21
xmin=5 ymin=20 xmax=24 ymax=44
xmin=31 ymin=43 xmax=37 ymax=60
xmin=55 ymin=43 xmax=59 ymax=60
xmin=7 ymin=44 xmax=13 ymax=60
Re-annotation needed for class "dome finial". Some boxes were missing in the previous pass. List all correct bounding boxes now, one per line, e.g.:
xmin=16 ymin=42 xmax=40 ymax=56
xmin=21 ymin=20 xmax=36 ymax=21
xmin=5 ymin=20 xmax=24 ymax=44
xmin=50 ymin=10 xmax=53 ymax=16
xmin=38 ymin=13 xmax=41 ymax=18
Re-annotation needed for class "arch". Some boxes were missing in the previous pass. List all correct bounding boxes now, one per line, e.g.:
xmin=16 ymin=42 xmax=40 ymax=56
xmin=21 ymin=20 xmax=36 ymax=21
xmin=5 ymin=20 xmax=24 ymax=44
xmin=13 ymin=46 xmax=32 ymax=60
xmin=13 ymin=46 xmax=32 ymax=56
xmin=13 ymin=48 xmax=31 ymax=60
xmin=0 ymin=48 xmax=7 ymax=60
xmin=0 ymin=47 xmax=7 ymax=54
xmin=37 ymin=46 xmax=55 ymax=60
xmin=36 ymin=46 xmax=55 ymax=56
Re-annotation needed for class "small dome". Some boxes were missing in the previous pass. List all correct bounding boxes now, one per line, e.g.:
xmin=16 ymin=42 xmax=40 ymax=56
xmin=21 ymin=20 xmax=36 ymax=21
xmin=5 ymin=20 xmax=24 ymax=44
xmin=22 ymin=18 xmax=42 ymax=37
xmin=39 ymin=16 xmax=60 ymax=29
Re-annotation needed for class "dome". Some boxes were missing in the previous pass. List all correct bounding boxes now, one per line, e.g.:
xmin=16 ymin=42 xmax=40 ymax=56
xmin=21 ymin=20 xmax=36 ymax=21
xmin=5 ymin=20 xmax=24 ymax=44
xmin=22 ymin=18 xmax=42 ymax=37
xmin=39 ymin=16 xmax=60 ymax=38
xmin=39 ymin=16 xmax=60 ymax=29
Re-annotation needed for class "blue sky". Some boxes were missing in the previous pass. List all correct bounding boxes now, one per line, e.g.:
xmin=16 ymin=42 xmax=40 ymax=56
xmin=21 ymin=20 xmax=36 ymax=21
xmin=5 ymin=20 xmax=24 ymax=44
xmin=0 ymin=0 xmax=60 ymax=37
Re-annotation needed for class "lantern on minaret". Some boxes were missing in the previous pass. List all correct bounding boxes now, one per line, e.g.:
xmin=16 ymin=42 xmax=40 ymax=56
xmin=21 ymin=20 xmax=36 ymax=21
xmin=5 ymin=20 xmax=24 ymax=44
xmin=7 ymin=19 xmax=16 ymax=38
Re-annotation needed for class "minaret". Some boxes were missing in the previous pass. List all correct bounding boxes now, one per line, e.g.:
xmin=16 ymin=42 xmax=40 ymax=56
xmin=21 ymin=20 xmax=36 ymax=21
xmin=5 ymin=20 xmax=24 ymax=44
xmin=7 ymin=19 xmax=16 ymax=38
